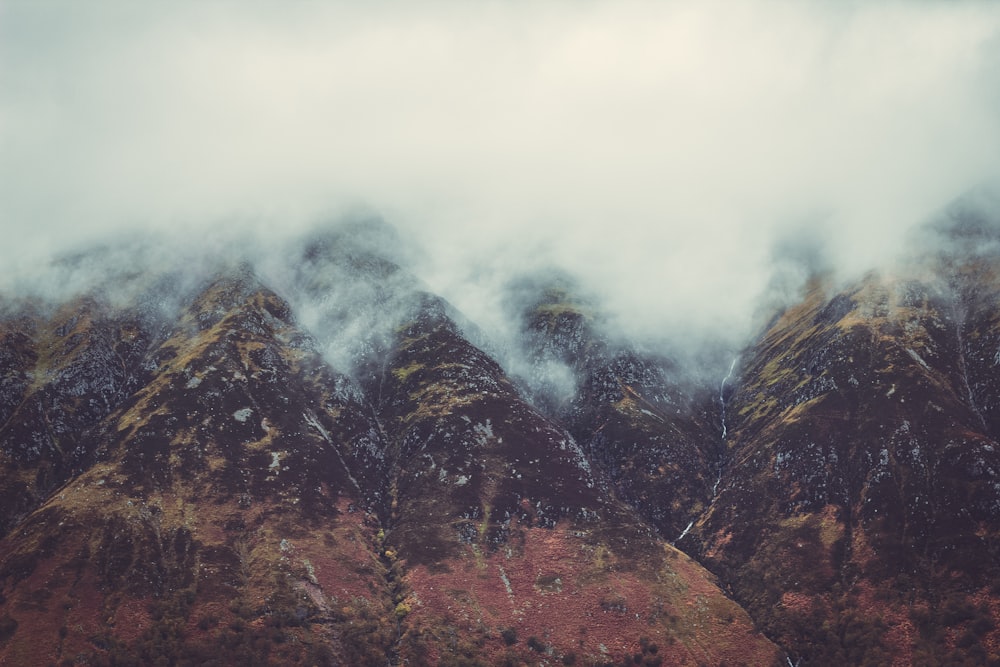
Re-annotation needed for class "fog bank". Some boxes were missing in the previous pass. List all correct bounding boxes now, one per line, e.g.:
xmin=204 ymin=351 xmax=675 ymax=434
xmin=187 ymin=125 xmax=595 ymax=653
xmin=2 ymin=1 xmax=999 ymax=357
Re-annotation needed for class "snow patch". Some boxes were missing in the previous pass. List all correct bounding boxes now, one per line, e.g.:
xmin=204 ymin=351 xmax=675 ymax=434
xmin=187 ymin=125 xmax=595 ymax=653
xmin=303 ymin=412 xmax=331 ymax=441
xmin=676 ymin=520 xmax=694 ymax=542
xmin=233 ymin=407 xmax=253 ymax=422
xmin=185 ymin=376 xmax=202 ymax=389
xmin=473 ymin=419 xmax=494 ymax=444
xmin=720 ymin=356 xmax=738 ymax=441
xmin=302 ymin=411 xmax=362 ymax=493
xmin=498 ymin=565 xmax=513 ymax=596
xmin=303 ymin=559 xmax=318 ymax=585
xmin=906 ymin=348 xmax=931 ymax=371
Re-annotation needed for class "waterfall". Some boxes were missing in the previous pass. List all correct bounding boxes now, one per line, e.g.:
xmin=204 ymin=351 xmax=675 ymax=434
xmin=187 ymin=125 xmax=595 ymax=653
xmin=712 ymin=356 xmax=739 ymax=498
xmin=720 ymin=356 xmax=737 ymax=440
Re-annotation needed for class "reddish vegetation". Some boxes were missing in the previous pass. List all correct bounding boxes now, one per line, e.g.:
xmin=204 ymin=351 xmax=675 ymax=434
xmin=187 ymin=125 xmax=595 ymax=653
xmin=398 ymin=520 xmax=778 ymax=666
xmin=849 ymin=581 xmax=915 ymax=667
xmin=780 ymin=591 xmax=814 ymax=616
xmin=291 ymin=499 xmax=385 ymax=604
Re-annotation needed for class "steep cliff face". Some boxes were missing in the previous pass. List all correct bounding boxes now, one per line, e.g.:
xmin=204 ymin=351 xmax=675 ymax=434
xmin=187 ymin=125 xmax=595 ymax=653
xmin=692 ymin=265 xmax=1000 ymax=665
xmin=376 ymin=298 xmax=777 ymax=666
xmin=515 ymin=284 xmax=719 ymax=545
xmin=0 ymin=297 xmax=158 ymax=539
xmin=0 ymin=271 xmax=395 ymax=665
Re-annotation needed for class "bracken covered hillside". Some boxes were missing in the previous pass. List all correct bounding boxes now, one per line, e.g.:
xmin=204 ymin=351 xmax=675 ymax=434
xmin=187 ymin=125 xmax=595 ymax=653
xmin=1 ymin=200 xmax=1000 ymax=666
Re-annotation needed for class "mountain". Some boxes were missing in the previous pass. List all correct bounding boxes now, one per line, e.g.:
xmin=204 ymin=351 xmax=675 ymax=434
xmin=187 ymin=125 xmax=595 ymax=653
xmin=1 ymin=200 xmax=1000 ymax=666
xmin=0 ymin=232 xmax=778 ymax=666
xmin=697 ymin=201 xmax=1000 ymax=666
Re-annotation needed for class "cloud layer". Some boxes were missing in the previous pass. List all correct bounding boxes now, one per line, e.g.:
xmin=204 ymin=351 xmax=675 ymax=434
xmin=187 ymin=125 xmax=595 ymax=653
xmin=2 ymin=1 xmax=999 ymax=352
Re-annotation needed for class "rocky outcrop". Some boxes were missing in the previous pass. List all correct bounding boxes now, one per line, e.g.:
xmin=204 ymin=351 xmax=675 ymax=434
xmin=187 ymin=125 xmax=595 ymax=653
xmin=0 ymin=271 xmax=394 ymax=666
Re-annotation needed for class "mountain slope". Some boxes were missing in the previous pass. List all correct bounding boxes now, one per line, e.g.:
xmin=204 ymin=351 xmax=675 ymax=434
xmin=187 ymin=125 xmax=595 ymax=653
xmin=0 ymin=270 xmax=395 ymax=665
xmin=377 ymin=296 xmax=777 ymax=665
xmin=694 ymin=269 xmax=1000 ymax=666
xmin=514 ymin=284 xmax=720 ymax=543
xmin=0 ymin=297 xmax=156 ymax=539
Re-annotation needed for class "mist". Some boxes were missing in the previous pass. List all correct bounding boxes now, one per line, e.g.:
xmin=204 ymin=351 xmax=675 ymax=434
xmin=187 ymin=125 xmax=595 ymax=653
xmin=2 ymin=1 xmax=999 ymax=369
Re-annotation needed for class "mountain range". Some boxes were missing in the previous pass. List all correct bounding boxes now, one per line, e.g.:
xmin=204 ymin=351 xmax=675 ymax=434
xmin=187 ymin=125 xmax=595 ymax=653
xmin=2 ymin=197 xmax=1000 ymax=666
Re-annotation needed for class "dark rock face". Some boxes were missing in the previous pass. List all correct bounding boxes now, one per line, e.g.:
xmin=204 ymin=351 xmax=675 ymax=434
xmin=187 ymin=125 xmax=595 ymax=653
xmin=381 ymin=300 xmax=601 ymax=543
xmin=690 ymin=266 xmax=1000 ymax=664
xmin=0 ymin=272 xmax=396 ymax=666
xmin=0 ymin=299 xmax=159 ymax=538
xmin=515 ymin=286 xmax=719 ymax=544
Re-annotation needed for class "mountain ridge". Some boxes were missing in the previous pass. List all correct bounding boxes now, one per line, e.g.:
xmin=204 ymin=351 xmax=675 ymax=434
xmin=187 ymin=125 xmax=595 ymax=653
xmin=1 ymin=205 xmax=1000 ymax=665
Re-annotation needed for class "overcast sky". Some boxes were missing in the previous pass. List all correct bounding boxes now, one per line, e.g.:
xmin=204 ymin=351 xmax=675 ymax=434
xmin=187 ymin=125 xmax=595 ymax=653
xmin=2 ymin=1 xmax=999 ymax=348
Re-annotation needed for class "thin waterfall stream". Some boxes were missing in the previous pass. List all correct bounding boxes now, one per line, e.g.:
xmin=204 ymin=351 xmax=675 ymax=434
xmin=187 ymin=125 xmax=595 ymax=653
xmin=677 ymin=355 xmax=739 ymax=543
xmin=712 ymin=356 xmax=739 ymax=498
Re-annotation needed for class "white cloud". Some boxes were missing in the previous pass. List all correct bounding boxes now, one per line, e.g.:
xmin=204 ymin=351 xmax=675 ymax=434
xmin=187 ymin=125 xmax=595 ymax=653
xmin=1 ymin=1 xmax=998 ymax=351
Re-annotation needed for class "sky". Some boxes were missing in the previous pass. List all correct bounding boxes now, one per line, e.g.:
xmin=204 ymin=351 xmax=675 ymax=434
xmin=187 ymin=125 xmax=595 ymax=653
xmin=1 ymin=1 xmax=999 ymax=353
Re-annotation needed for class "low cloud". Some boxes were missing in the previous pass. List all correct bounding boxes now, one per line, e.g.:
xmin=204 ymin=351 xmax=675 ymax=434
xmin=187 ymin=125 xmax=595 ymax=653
xmin=2 ymin=1 xmax=999 ymax=365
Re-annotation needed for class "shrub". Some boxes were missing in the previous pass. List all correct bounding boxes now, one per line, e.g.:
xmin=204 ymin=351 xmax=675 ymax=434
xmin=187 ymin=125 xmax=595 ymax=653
xmin=197 ymin=614 xmax=219 ymax=631
xmin=526 ymin=636 xmax=547 ymax=653
xmin=500 ymin=627 xmax=517 ymax=645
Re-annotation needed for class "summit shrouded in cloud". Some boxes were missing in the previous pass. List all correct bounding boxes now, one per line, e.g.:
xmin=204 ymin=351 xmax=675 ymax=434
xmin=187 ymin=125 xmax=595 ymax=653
xmin=1 ymin=1 xmax=1000 ymax=350
xmin=4 ymin=5 xmax=1000 ymax=664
